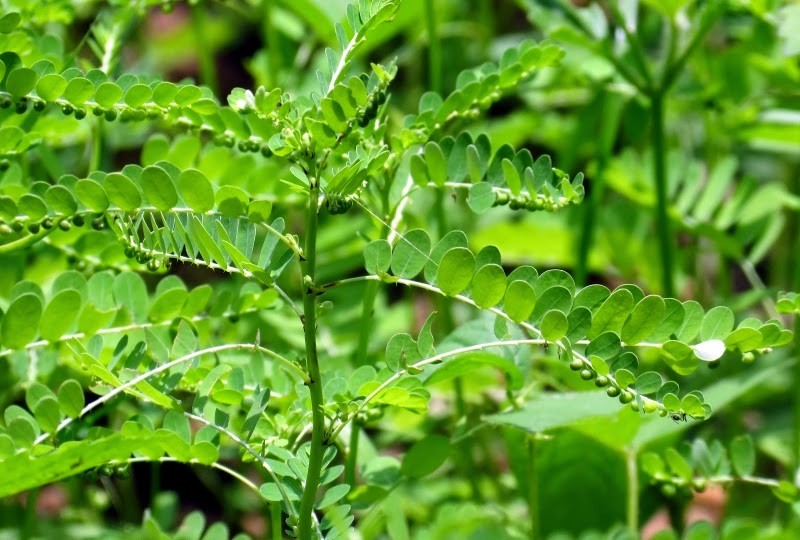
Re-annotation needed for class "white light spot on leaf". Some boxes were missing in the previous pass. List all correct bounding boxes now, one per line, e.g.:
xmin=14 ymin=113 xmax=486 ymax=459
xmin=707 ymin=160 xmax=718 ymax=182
xmin=692 ymin=339 xmax=725 ymax=362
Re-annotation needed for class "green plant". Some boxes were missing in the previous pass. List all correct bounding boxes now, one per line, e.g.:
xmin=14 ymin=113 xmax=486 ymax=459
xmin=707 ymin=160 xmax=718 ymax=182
xmin=0 ymin=1 xmax=798 ymax=539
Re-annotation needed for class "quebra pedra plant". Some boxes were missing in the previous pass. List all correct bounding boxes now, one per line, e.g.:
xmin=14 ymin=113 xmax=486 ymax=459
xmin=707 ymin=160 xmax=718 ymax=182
xmin=0 ymin=1 xmax=795 ymax=538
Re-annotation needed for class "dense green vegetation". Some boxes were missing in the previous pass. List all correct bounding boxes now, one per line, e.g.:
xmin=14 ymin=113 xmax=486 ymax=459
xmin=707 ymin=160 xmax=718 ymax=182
xmin=0 ymin=0 xmax=799 ymax=538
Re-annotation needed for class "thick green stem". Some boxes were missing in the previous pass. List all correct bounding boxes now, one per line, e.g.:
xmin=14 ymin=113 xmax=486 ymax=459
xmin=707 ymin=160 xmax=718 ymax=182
xmin=425 ymin=0 xmax=442 ymax=94
xmin=354 ymin=281 xmax=379 ymax=367
xmin=650 ymin=92 xmax=674 ymax=296
xmin=190 ymin=3 xmax=218 ymax=95
xmin=626 ymin=449 xmax=639 ymax=533
xmin=298 ymin=175 xmax=324 ymax=540
xmin=345 ymin=423 xmax=360 ymax=487
xmin=271 ymin=502 xmax=283 ymax=540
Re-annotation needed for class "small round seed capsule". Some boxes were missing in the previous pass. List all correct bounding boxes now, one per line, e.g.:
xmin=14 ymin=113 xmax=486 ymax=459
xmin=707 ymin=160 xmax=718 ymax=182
xmin=33 ymin=100 xmax=46 ymax=112
xmin=92 ymin=107 xmax=104 ymax=117
xmin=72 ymin=214 xmax=85 ymax=227
xmin=27 ymin=222 xmax=40 ymax=234
xmin=58 ymin=219 xmax=71 ymax=231
xmin=606 ymin=386 xmax=620 ymax=397
xmin=62 ymin=104 xmax=74 ymax=115
xmin=579 ymin=369 xmax=594 ymax=380
xmin=15 ymin=101 xmax=28 ymax=114
xmin=104 ymin=108 xmax=117 ymax=121
xmin=661 ymin=484 xmax=677 ymax=497
xmin=41 ymin=217 xmax=54 ymax=229
xmin=74 ymin=108 xmax=87 ymax=119
xmin=619 ymin=391 xmax=634 ymax=404
xmin=569 ymin=358 xmax=583 ymax=371
xmin=595 ymin=375 xmax=609 ymax=387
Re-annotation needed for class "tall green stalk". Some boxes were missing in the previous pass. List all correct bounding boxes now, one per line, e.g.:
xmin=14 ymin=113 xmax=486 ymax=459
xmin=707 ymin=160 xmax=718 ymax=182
xmin=650 ymin=92 xmax=674 ymax=296
xmin=425 ymin=0 xmax=441 ymax=95
xmin=626 ymin=449 xmax=639 ymax=534
xmin=298 ymin=173 xmax=324 ymax=540
xmin=527 ymin=437 xmax=540 ymax=540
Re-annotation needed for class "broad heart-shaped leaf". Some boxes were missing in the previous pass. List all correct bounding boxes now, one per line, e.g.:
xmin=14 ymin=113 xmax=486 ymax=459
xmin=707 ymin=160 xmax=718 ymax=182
xmin=178 ymin=169 xmax=214 ymax=213
xmin=141 ymin=165 xmax=178 ymax=211
xmin=698 ymin=306 xmax=735 ymax=341
xmin=471 ymin=264 xmax=506 ymax=308
xmin=39 ymin=289 xmax=81 ymax=342
xmin=437 ymin=248 xmax=475 ymax=296
xmin=588 ymin=288 xmax=634 ymax=340
xmin=1 ymin=293 xmax=43 ymax=349
xmin=622 ymin=295 xmax=666 ymax=345
xmin=730 ymin=434 xmax=755 ymax=477
xmin=364 ymin=239 xmax=391 ymax=274
xmin=391 ymin=229 xmax=431 ymax=279
xmin=400 ymin=435 xmax=450 ymax=478
xmin=504 ymin=280 xmax=536 ymax=322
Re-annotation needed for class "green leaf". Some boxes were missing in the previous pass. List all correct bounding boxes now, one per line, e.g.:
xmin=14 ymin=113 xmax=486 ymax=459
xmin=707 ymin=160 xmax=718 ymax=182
xmin=1 ymin=293 xmax=43 ymax=349
xmin=531 ymin=285 xmax=572 ymax=323
xmin=0 ymin=12 xmax=21 ymax=33
xmin=664 ymin=448 xmax=693 ymax=481
xmin=149 ymin=288 xmax=188 ymax=323
xmin=588 ymin=288 xmax=634 ymax=340
xmin=63 ymin=77 xmax=95 ymax=105
xmin=541 ymin=310 xmax=568 ymax=342
xmin=486 ymin=391 xmax=620 ymax=434
xmin=104 ymin=172 xmax=142 ymax=211
xmin=401 ymin=435 xmax=450 ymax=478
xmin=501 ymin=159 xmax=521 ymax=194
xmin=385 ymin=333 xmax=420 ymax=372
xmin=39 ymin=289 xmax=81 ymax=342
xmin=436 ymin=247 xmax=475 ymax=296
xmin=467 ymin=182 xmax=495 ymax=213
xmin=316 ymin=484 xmax=350 ymax=509
xmin=723 ymin=328 xmax=762 ymax=353
xmin=409 ymin=154 xmax=429 ymax=187
xmin=424 ymin=142 xmax=447 ymax=186
xmin=94 ymin=81 xmax=122 ymax=107
xmin=33 ymin=397 xmax=61 ymax=433
xmin=57 ymin=380 xmax=84 ymax=418
xmin=699 ymin=306 xmax=735 ymax=341
xmin=36 ymin=73 xmax=66 ymax=101
xmin=566 ymin=306 xmax=592 ymax=342
xmin=141 ymin=166 xmax=178 ymax=210
xmin=6 ymin=67 xmax=36 ymax=96
xmin=113 ymin=272 xmax=148 ymax=321
xmin=634 ymin=372 xmax=663 ymax=395
xmin=504 ymin=280 xmax=536 ymax=322
xmin=585 ymin=331 xmax=621 ymax=360
xmin=391 ymin=229 xmax=431 ymax=279
xmin=622 ymin=295 xmax=666 ymax=345
xmin=424 ymin=230 xmax=468 ymax=283
xmin=471 ymin=264 xmax=506 ymax=308
xmin=44 ymin=185 xmax=78 ymax=215
xmin=178 ymin=169 xmax=215 ymax=213
xmin=675 ymin=300 xmax=704 ymax=342
xmin=74 ymin=179 xmax=109 ymax=212
xmin=364 ymin=239 xmax=392 ymax=274
xmin=125 ymin=84 xmax=153 ymax=107
xmin=730 ymin=435 xmax=755 ymax=477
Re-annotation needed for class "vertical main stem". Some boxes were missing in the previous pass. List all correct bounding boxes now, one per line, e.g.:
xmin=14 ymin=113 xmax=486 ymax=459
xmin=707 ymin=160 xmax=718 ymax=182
xmin=298 ymin=176 xmax=324 ymax=540
xmin=651 ymin=92 xmax=674 ymax=296
xmin=793 ymin=315 xmax=800 ymax=473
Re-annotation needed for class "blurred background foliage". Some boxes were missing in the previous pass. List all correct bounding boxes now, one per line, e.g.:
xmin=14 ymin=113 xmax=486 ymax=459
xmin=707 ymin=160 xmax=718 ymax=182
xmin=1 ymin=0 xmax=800 ymax=538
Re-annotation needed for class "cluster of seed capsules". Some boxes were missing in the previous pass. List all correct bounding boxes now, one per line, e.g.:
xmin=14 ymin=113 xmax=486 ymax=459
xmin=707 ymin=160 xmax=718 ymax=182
xmin=0 ymin=212 xmax=106 ymax=236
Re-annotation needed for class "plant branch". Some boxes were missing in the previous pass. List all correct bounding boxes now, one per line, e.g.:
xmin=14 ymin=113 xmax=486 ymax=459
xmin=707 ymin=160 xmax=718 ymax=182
xmin=298 ymin=168 xmax=325 ymax=540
